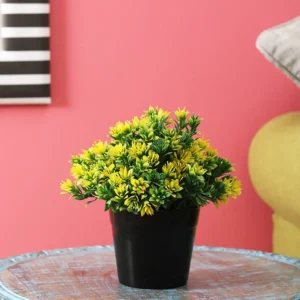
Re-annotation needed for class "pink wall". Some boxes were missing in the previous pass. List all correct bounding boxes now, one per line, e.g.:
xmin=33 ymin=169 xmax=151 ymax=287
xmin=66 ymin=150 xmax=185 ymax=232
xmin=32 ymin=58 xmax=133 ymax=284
xmin=1 ymin=0 xmax=300 ymax=258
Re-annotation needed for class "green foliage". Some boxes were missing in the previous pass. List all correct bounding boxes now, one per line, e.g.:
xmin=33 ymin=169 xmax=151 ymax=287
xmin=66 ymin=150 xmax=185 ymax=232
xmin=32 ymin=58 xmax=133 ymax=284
xmin=61 ymin=107 xmax=242 ymax=216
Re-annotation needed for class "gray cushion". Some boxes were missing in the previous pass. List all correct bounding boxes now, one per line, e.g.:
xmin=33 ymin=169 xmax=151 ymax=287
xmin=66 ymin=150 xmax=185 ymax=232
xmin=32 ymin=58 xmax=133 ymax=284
xmin=256 ymin=17 xmax=300 ymax=87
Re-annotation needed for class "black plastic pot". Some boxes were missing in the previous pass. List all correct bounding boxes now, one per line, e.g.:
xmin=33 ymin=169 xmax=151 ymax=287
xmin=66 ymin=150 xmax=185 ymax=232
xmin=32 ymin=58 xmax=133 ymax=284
xmin=110 ymin=206 xmax=200 ymax=289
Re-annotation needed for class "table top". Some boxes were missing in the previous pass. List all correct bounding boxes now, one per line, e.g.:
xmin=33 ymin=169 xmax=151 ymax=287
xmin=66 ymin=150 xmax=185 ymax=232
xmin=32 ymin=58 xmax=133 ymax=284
xmin=0 ymin=246 xmax=300 ymax=300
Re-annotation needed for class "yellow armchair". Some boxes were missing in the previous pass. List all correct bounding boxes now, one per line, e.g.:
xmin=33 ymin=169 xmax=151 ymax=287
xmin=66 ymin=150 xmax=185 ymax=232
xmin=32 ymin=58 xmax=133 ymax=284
xmin=252 ymin=16 xmax=300 ymax=258
xmin=249 ymin=112 xmax=300 ymax=258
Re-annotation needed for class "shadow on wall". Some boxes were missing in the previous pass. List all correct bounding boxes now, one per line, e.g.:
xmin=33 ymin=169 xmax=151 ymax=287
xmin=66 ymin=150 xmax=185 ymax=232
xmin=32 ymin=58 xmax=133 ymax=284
xmin=50 ymin=0 xmax=69 ymax=108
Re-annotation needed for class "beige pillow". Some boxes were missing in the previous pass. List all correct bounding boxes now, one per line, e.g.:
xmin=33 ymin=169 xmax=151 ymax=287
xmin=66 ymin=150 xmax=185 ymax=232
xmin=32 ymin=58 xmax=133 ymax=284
xmin=256 ymin=17 xmax=300 ymax=87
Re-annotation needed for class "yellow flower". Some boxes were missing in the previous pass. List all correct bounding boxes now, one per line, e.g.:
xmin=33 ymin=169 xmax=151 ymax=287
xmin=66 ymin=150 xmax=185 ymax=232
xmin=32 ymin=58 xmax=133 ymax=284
xmin=124 ymin=196 xmax=141 ymax=212
xmin=141 ymin=201 xmax=154 ymax=216
xmin=139 ymin=116 xmax=151 ymax=129
xmin=146 ymin=150 xmax=159 ymax=166
xmin=140 ymin=156 xmax=150 ymax=168
xmin=87 ymin=168 xmax=99 ymax=179
xmin=165 ymin=179 xmax=182 ymax=190
xmin=170 ymin=136 xmax=182 ymax=151
xmin=206 ymin=147 xmax=218 ymax=157
xmin=60 ymin=179 xmax=73 ymax=194
xmin=175 ymin=149 xmax=192 ymax=164
xmin=114 ymin=184 xmax=128 ymax=198
xmin=230 ymin=177 xmax=242 ymax=198
xmin=162 ymin=162 xmax=176 ymax=178
xmin=175 ymin=107 xmax=189 ymax=121
xmin=157 ymin=108 xmax=170 ymax=120
xmin=71 ymin=164 xmax=85 ymax=179
xmin=128 ymin=141 xmax=147 ymax=159
xmin=131 ymin=177 xmax=149 ymax=195
xmin=103 ymin=164 xmax=115 ymax=177
xmin=172 ymin=160 xmax=187 ymax=174
xmin=145 ymin=106 xmax=170 ymax=121
xmin=80 ymin=150 xmax=94 ymax=161
xmin=74 ymin=167 xmax=98 ymax=187
xmin=147 ymin=105 xmax=155 ymax=113
xmin=70 ymin=155 xmax=81 ymax=164
xmin=219 ymin=177 xmax=242 ymax=203
xmin=190 ymin=144 xmax=200 ymax=155
xmin=109 ymin=173 xmax=123 ymax=186
xmin=188 ymin=163 xmax=206 ymax=176
xmin=124 ymin=196 xmax=135 ymax=207
xmin=165 ymin=179 xmax=183 ymax=197
xmin=110 ymin=121 xmax=131 ymax=138
xmin=131 ymin=116 xmax=140 ymax=129
xmin=197 ymin=138 xmax=210 ymax=150
xmin=119 ymin=167 xmax=134 ymax=180
xmin=77 ymin=179 xmax=92 ymax=188
xmin=91 ymin=141 xmax=107 ymax=155
xmin=108 ymin=144 xmax=127 ymax=158
xmin=189 ymin=144 xmax=203 ymax=160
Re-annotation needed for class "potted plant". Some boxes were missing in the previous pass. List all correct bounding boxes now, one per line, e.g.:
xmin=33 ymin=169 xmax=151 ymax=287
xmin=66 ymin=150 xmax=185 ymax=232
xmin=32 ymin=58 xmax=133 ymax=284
xmin=61 ymin=107 xmax=241 ymax=289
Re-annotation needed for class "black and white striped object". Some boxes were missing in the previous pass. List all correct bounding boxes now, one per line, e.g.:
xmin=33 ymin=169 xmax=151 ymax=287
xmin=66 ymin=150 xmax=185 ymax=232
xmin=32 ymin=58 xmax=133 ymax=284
xmin=0 ymin=0 xmax=50 ymax=104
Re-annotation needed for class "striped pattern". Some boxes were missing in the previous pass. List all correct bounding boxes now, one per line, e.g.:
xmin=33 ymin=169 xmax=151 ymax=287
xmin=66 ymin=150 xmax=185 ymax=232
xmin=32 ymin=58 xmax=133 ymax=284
xmin=0 ymin=0 xmax=51 ymax=105
xmin=0 ymin=51 xmax=50 ymax=61
xmin=1 ymin=27 xmax=50 ymax=37
xmin=1 ymin=3 xmax=50 ymax=14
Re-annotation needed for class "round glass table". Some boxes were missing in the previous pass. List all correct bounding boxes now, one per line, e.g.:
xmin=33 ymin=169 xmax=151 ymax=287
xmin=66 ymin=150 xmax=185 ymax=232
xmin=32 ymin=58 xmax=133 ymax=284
xmin=0 ymin=246 xmax=299 ymax=299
